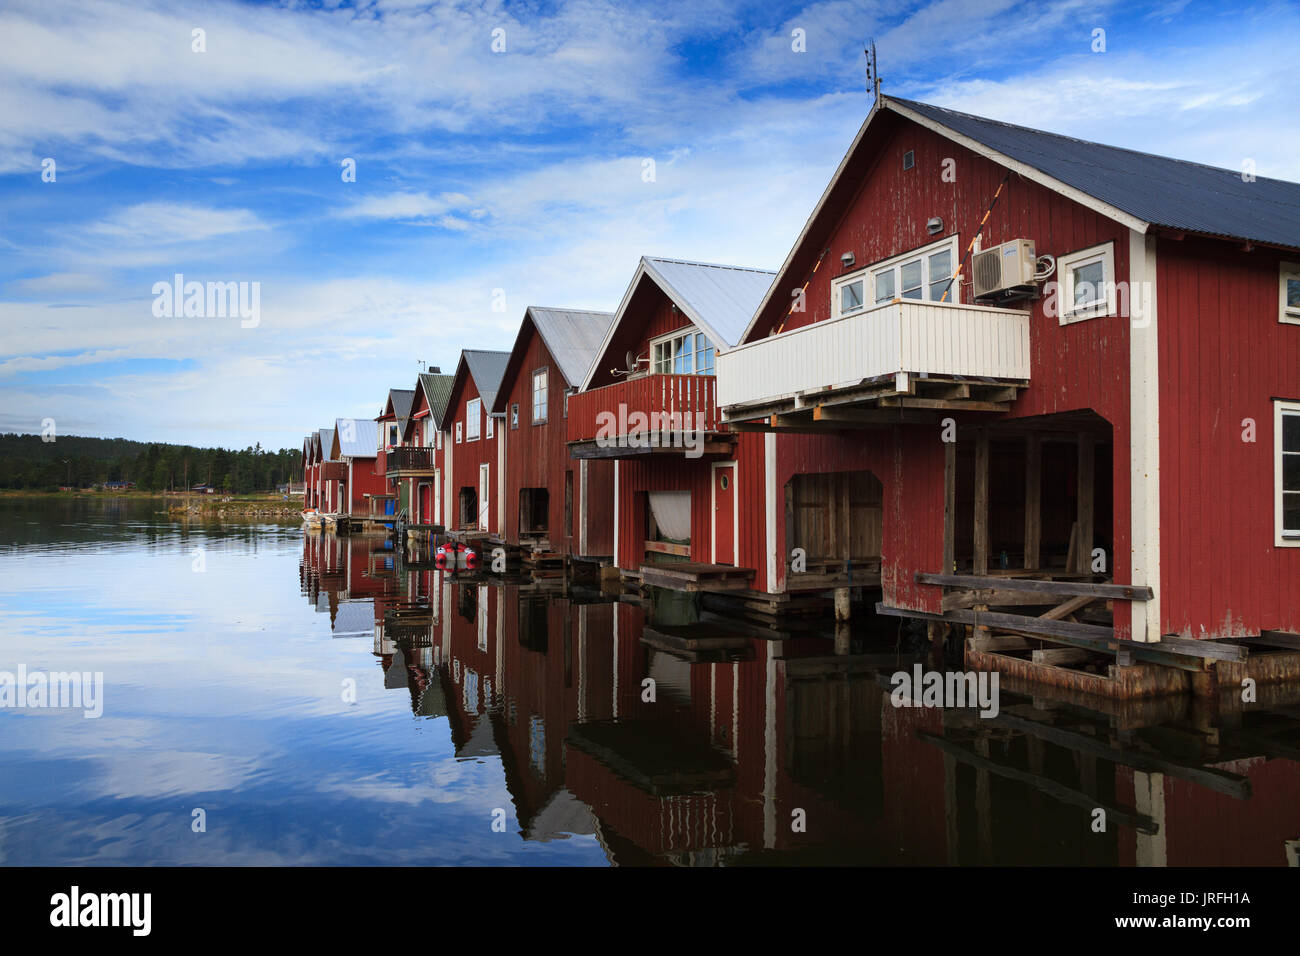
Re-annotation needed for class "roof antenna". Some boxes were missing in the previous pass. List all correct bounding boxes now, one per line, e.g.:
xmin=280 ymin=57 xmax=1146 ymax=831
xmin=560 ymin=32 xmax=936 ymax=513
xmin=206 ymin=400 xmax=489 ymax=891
xmin=865 ymin=39 xmax=880 ymax=100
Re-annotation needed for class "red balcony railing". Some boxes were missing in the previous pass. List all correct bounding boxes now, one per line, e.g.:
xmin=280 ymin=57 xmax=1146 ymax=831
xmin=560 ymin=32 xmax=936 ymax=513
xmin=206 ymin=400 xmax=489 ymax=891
xmin=567 ymin=373 xmax=727 ymax=444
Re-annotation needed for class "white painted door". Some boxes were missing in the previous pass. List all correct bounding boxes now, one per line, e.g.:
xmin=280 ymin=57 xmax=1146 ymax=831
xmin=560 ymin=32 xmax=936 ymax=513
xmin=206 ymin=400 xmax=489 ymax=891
xmin=434 ymin=469 xmax=441 ymax=527
xmin=478 ymin=463 xmax=490 ymax=531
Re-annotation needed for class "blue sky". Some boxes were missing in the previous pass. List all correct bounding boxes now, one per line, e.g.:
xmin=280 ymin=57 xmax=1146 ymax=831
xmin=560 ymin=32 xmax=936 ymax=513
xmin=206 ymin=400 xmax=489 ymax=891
xmin=1 ymin=0 xmax=1296 ymax=450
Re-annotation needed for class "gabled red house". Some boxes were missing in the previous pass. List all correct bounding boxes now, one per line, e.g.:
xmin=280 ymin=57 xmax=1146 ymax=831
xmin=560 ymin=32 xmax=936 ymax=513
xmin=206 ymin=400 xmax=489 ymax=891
xmin=492 ymin=306 xmax=615 ymax=559
xmin=442 ymin=350 xmax=510 ymax=535
xmin=373 ymin=387 xmax=415 ymax=520
xmin=568 ymin=257 xmax=775 ymax=589
xmin=397 ymin=369 xmax=455 ymax=527
xmin=714 ymin=94 xmax=1299 ymax=655
xmin=331 ymin=416 xmax=386 ymax=518
xmin=313 ymin=425 xmax=345 ymax=514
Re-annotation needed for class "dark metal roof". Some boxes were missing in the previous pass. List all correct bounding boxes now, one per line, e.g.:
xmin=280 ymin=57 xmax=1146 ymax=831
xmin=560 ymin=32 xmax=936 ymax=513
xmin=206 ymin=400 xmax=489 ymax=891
xmin=460 ymin=349 xmax=511 ymax=414
xmin=385 ymin=388 xmax=416 ymax=434
xmin=889 ymin=96 xmax=1300 ymax=250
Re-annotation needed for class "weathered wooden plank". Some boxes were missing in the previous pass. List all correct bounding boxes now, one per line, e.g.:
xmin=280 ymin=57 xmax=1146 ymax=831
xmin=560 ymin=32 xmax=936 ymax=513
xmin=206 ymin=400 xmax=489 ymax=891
xmin=1024 ymin=433 xmax=1041 ymax=571
xmin=1075 ymin=433 xmax=1095 ymax=574
xmin=973 ymin=428 xmax=989 ymax=576
xmin=1039 ymin=594 xmax=1097 ymax=621
xmin=943 ymin=438 xmax=956 ymax=574
xmin=916 ymin=572 xmax=1153 ymax=601
xmin=1155 ymin=635 xmax=1248 ymax=662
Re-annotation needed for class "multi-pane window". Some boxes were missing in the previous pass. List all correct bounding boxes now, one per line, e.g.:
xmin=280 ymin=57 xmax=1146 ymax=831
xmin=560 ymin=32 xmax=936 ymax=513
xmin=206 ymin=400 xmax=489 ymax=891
xmin=532 ymin=368 xmax=548 ymax=423
xmin=465 ymin=398 xmax=481 ymax=441
xmin=651 ymin=330 xmax=715 ymax=375
xmin=1278 ymin=401 xmax=1300 ymax=545
xmin=833 ymin=236 xmax=958 ymax=318
xmin=1281 ymin=263 xmax=1300 ymax=325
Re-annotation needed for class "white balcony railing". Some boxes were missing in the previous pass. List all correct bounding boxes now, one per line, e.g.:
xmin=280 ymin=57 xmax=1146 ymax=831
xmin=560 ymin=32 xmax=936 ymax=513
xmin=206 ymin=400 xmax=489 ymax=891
xmin=715 ymin=299 xmax=1031 ymax=413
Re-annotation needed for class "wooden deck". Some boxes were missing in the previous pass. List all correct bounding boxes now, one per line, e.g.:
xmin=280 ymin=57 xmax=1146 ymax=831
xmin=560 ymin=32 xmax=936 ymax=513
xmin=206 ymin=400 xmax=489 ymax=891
xmin=638 ymin=561 xmax=755 ymax=592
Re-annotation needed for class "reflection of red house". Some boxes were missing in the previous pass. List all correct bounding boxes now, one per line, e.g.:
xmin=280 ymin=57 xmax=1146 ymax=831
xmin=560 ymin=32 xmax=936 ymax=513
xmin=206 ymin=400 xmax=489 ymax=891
xmin=493 ymin=307 xmax=616 ymax=560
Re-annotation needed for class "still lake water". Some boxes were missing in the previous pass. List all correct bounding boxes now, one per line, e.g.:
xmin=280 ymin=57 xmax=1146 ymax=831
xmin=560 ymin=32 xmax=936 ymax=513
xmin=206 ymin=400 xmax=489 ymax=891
xmin=1 ymin=495 xmax=1296 ymax=866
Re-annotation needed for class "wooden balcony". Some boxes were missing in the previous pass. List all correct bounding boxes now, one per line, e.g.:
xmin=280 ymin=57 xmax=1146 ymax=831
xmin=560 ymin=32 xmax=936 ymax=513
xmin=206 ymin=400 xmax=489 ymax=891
xmin=715 ymin=299 xmax=1031 ymax=425
xmin=567 ymin=373 xmax=735 ymax=459
xmin=385 ymin=445 xmax=437 ymax=477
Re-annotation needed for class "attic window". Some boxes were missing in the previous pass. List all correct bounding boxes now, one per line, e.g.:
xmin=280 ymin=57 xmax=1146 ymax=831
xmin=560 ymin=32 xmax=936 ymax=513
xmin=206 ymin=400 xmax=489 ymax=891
xmin=1281 ymin=262 xmax=1300 ymax=325
xmin=1057 ymin=242 xmax=1116 ymax=324
xmin=902 ymin=150 xmax=915 ymax=171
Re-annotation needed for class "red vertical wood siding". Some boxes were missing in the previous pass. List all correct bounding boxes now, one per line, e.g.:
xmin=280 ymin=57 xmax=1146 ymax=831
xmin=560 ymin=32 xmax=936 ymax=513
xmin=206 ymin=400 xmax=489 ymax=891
xmin=1156 ymin=238 xmax=1300 ymax=637
xmin=445 ymin=371 xmax=499 ymax=532
xmin=498 ymin=324 xmax=614 ymax=556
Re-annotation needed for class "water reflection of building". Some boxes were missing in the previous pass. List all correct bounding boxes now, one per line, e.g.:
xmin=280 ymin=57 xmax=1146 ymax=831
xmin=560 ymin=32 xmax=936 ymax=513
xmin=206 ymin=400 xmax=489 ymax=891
xmin=315 ymin=536 xmax=1300 ymax=867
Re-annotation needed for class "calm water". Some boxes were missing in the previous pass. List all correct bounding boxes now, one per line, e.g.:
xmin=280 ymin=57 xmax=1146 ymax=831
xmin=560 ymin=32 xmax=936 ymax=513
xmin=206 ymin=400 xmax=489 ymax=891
xmin=0 ymin=496 xmax=1296 ymax=866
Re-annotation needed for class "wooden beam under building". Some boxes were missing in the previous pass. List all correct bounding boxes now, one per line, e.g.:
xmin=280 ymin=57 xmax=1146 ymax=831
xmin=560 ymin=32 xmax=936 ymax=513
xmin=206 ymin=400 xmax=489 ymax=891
xmin=943 ymin=438 xmax=956 ymax=574
xmin=973 ymin=428 xmax=989 ymax=575
xmin=1075 ymin=432 xmax=1095 ymax=574
xmin=1024 ymin=433 xmax=1041 ymax=571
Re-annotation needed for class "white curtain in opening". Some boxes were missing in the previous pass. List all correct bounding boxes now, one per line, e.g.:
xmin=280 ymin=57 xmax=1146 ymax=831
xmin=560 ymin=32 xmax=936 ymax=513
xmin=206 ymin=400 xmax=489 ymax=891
xmin=648 ymin=490 xmax=691 ymax=541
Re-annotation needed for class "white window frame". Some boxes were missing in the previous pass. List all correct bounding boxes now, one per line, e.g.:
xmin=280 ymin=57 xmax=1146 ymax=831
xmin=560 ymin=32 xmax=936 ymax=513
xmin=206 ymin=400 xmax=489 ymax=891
xmin=1276 ymin=399 xmax=1300 ymax=547
xmin=832 ymin=235 xmax=959 ymax=319
xmin=1280 ymin=262 xmax=1300 ymax=326
xmin=455 ymin=422 xmax=463 ymax=444
xmin=1058 ymin=242 xmax=1117 ymax=324
xmin=435 ymin=427 xmax=442 ymax=450
xmin=650 ymin=327 xmax=715 ymax=376
xmin=532 ymin=367 xmax=549 ymax=423
xmin=465 ymin=398 xmax=481 ymax=441
xmin=486 ymin=413 xmax=494 ymax=439
xmin=387 ymin=423 xmax=399 ymax=448
xmin=510 ymin=403 xmax=519 ymax=429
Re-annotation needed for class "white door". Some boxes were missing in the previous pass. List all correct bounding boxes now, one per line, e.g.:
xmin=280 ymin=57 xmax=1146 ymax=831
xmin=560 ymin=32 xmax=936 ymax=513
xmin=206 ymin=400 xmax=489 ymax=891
xmin=434 ymin=469 xmax=441 ymax=527
xmin=478 ymin=463 xmax=490 ymax=531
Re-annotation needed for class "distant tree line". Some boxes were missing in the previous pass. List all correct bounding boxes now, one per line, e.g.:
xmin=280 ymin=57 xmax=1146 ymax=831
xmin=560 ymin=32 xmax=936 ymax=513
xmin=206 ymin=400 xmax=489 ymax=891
xmin=0 ymin=433 xmax=301 ymax=493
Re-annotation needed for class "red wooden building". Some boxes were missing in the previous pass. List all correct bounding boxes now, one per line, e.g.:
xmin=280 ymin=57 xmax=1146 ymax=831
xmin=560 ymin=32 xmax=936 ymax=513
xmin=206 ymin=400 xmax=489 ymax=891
xmin=711 ymin=94 xmax=1299 ymax=657
xmin=442 ymin=350 xmax=510 ymax=534
xmin=398 ymin=369 xmax=454 ymax=527
xmin=330 ymin=416 xmax=386 ymax=518
xmin=307 ymin=425 xmax=345 ymax=514
xmin=374 ymin=387 xmax=415 ymax=519
xmin=568 ymin=257 xmax=775 ymax=589
xmin=492 ymin=306 xmax=616 ymax=560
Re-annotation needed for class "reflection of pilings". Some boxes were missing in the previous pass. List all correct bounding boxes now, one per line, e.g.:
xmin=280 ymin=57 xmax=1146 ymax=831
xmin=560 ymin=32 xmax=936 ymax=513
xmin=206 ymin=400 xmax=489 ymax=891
xmin=918 ymin=731 xmax=1159 ymax=835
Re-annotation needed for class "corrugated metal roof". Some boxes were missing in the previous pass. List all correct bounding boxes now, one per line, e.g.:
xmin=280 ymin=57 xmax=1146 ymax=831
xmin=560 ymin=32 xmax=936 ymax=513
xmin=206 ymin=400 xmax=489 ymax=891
xmin=890 ymin=96 xmax=1300 ymax=249
xmin=526 ymin=307 xmax=614 ymax=387
xmin=462 ymin=349 xmax=511 ymax=413
xmin=416 ymin=372 xmax=456 ymax=427
xmin=386 ymin=388 xmax=416 ymax=434
xmin=333 ymin=416 xmax=378 ymax=458
xmin=318 ymin=427 xmax=336 ymax=462
xmin=643 ymin=257 xmax=776 ymax=347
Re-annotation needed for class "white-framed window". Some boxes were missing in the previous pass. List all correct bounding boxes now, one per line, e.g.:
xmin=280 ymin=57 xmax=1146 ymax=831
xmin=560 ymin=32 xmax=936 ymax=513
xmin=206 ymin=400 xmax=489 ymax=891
xmin=455 ymin=422 xmax=463 ymax=443
xmin=1058 ymin=242 xmax=1117 ymax=324
xmin=532 ymin=367 xmax=549 ymax=423
xmin=387 ymin=424 xmax=399 ymax=447
xmin=1280 ymin=262 xmax=1300 ymax=325
xmin=465 ymin=398 xmax=481 ymax=441
xmin=1277 ymin=400 xmax=1300 ymax=546
xmin=486 ymin=413 xmax=494 ymax=439
xmin=436 ymin=427 xmax=442 ymax=450
xmin=651 ymin=328 xmax=715 ymax=375
xmin=832 ymin=235 xmax=958 ymax=319
xmin=510 ymin=403 xmax=519 ymax=429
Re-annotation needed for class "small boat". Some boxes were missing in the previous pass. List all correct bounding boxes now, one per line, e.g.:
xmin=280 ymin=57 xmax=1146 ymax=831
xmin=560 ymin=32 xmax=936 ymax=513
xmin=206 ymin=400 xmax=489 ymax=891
xmin=301 ymin=508 xmax=323 ymax=528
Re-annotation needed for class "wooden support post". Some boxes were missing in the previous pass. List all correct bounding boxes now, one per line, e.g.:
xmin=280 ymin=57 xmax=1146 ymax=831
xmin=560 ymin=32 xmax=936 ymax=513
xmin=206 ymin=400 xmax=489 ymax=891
xmin=973 ymin=428 xmax=989 ymax=576
xmin=943 ymin=438 xmax=956 ymax=573
xmin=834 ymin=586 xmax=851 ymax=622
xmin=1075 ymin=432 xmax=1095 ymax=574
xmin=1024 ymin=433 xmax=1041 ymax=571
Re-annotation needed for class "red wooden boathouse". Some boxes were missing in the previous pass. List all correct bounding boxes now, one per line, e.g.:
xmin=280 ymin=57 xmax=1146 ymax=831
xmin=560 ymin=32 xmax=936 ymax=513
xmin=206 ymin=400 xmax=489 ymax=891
xmin=442 ymin=350 xmax=510 ymax=535
xmin=492 ymin=306 xmax=616 ymax=560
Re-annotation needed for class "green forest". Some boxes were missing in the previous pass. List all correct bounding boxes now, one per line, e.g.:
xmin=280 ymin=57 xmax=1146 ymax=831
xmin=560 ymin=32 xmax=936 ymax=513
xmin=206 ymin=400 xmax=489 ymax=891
xmin=0 ymin=433 xmax=301 ymax=493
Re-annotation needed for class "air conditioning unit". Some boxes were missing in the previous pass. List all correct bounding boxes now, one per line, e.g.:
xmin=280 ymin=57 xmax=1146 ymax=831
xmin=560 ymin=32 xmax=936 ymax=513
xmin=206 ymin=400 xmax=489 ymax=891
xmin=972 ymin=239 xmax=1037 ymax=299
